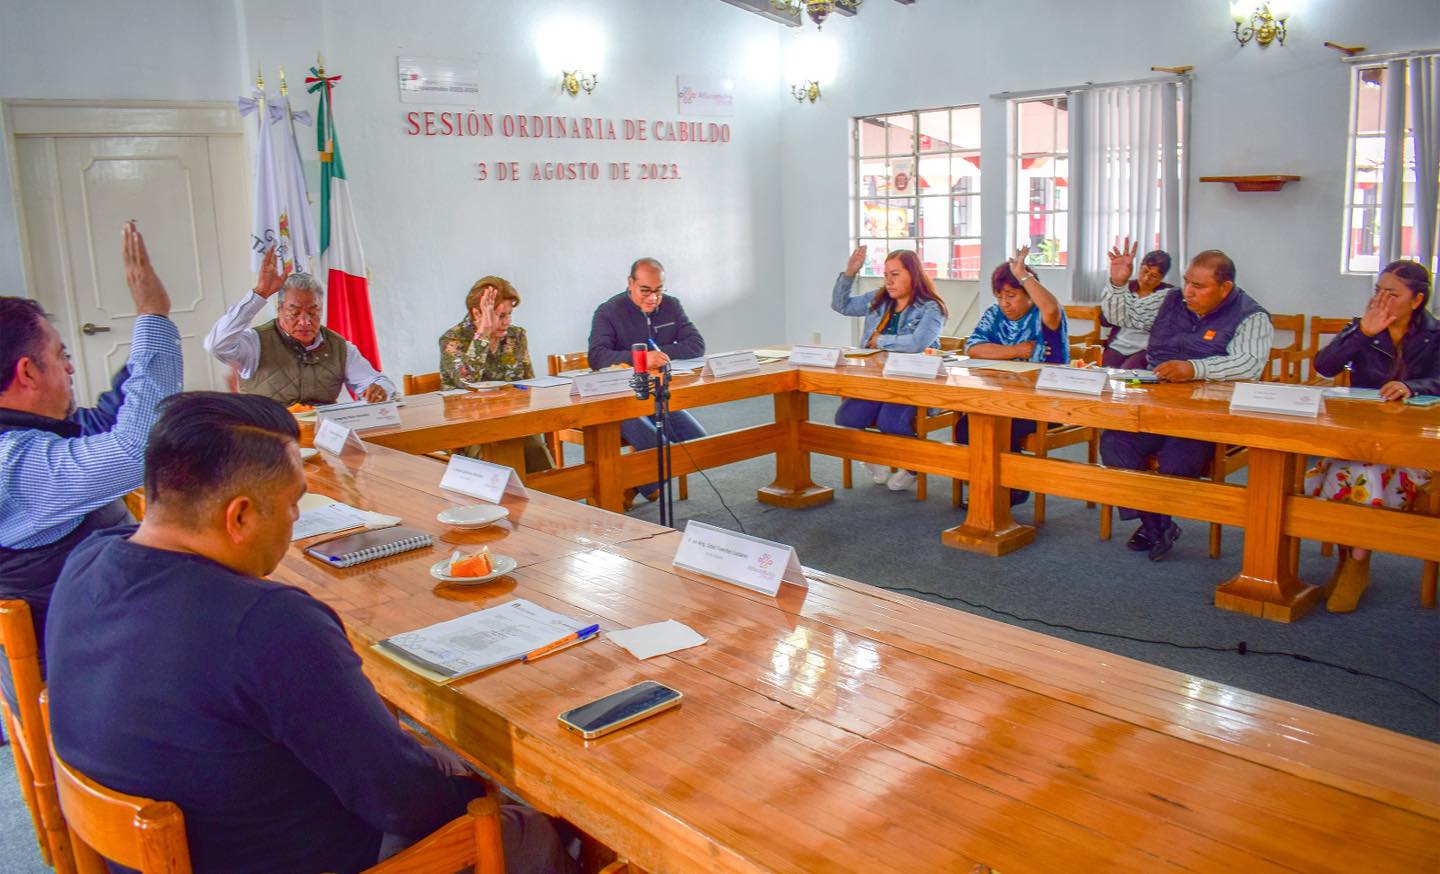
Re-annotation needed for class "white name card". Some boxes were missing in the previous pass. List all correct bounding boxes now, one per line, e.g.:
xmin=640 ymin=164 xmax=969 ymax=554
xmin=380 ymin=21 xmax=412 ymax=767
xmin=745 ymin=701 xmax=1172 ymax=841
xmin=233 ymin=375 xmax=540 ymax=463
xmin=313 ymin=418 xmax=366 ymax=457
xmin=702 ymin=350 xmax=761 ymax=378
xmin=882 ymin=352 xmax=944 ymax=379
xmin=788 ymin=345 xmax=842 ymax=367
xmin=672 ymin=520 xmax=807 ymax=597
xmin=315 ymin=399 xmax=401 ymax=431
xmin=571 ymin=369 xmax=635 ymax=398
xmin=1230 ymin=382 xmax=1326 ymax=418
xmin=1034 ymin=365 xmax=1109 ymax=396
xmin=438 ymin=454 xmax=529 ymax=504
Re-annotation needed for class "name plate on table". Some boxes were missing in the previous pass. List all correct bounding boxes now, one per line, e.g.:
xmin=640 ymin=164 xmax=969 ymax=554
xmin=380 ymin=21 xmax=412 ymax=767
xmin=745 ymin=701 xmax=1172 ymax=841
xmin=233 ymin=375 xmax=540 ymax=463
xmin=1035 ymin=365 xmax=1108 ymax=396
xmin=672 ymin=520 xmax=806 ymax=597
xmin=315 ymin=399 xmax=401 ymax=431
xmin=1230 ymin=382 xmax=1326 ymax=418
xmin=571 ymin=369 xmax=634 ymax=398
xmin=439 ymin=454 xmax=529 ymax=503
xmin=314 ymin=418 xmax=366 ymax=457
xmin=882 ymin=352 xmax=943 ymax=379
xmin=702 ymin=350 xmax=761 ymax=378
xmin=789 ymin=345 xmax=842 ymax=367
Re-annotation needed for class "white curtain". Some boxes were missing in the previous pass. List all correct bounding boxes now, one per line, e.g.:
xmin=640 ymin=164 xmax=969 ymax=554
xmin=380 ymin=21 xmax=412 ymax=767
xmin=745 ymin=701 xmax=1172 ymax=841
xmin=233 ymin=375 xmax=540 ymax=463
xmin=1409 ymin=57 xmax=1440 ymax=288
xmin=1377 ymin=59 xmax=1409 ymax=268
xmin=1070 ymin=81 xmax=1187 ymax=302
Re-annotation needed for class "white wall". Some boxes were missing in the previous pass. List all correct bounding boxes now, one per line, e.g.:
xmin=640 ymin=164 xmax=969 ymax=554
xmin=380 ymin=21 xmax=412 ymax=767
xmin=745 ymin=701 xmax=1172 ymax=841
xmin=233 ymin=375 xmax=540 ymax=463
xmin=0 ymin=0 xmax=786 ymax=380
xmin=779 ymin=0 xmax=1440 ymax=348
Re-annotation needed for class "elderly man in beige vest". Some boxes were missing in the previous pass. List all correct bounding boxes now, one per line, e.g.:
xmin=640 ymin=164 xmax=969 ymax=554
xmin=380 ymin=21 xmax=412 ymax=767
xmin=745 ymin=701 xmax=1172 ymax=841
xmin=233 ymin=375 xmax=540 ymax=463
xmin=204 ymin=248 xmax=394 ymax=405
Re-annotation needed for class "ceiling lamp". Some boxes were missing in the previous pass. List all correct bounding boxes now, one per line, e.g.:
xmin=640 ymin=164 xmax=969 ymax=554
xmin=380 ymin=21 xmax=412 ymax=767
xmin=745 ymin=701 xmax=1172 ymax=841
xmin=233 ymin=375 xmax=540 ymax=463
xmin=772 ymin=0 xmax=862 ymax=30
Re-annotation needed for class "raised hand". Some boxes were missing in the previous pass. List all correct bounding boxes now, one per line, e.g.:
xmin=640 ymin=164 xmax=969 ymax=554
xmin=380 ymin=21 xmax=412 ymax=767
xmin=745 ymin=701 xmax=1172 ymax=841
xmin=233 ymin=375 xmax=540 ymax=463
xmin=122 ymin=221 xmax=171 ymax=316
xmin=844 ymin=245 xmax=868 ymax=277
xmin=253 ymin=246 xmax=292 ymax=299
xmin=1009 ymin=246 xmax=1033 ymax=282
xmin=1357 ymin=293 xmax=1397 ymax=337
xmin=472 ymin=286 xmax=502 ymax=340
xmin=1108 ymin=236 xmax=1138 ymax=286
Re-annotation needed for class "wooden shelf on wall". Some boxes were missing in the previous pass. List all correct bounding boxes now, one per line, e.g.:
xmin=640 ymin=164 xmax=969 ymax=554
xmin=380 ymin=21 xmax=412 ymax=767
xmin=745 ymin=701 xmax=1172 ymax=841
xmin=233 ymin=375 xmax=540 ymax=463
xmin=1199 ymin=175 xmax=1301 ymax=192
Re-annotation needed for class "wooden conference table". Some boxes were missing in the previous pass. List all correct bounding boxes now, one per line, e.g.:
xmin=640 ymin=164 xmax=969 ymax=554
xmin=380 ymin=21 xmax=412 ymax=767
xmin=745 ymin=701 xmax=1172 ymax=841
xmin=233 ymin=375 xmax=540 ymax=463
xmin=358 ymin=354 xmax=1440 ymax=623
xmin=273 ymin=443 xmax=1440 ymax=873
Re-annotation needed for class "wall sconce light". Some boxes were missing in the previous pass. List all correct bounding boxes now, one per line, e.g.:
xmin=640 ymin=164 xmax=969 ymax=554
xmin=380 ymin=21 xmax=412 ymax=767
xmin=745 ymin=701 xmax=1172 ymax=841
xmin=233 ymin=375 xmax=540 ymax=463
xmin=791 ymin=79 xmax=821 ymax=103
xmin=561 ymin=69 xmax=597 ymax=96
xmin=1231 ymin=2 xmax=1290 ymax=48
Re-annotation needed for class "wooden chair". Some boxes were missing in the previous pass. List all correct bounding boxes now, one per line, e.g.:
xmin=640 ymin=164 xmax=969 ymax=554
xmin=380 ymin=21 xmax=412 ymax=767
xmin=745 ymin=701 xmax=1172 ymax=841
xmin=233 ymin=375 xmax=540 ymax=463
xmin=1264 ymin=313 xmax=1305 ymax=382
xmin=1285 ymin=317 xmax=1353 ymax=385
xmin=1064 ymin=305 xmax=1103 ymax=346
xmin=1097 ymin=442 xmax=1247 ymax=558
xmin=402 ymin=372 xmax=443 ymax=395
xmin=1068 ymin=343 xmax=1103 ymax=366
xmin=547 ymin=351 xmax=687 ymax=499
xmin=123 ymin=488 xmax=146 ymax=521
xmin=937 ymin=334 xmax=966 ymax=352
xmin=41 ymin=689 xmax=506 ymax=874
xmin=0 ymin=601 xmax=76 ymax=873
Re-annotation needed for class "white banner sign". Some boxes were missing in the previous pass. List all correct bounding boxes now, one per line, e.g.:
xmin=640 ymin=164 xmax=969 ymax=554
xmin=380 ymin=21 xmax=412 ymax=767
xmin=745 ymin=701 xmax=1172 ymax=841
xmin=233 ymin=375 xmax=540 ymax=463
xmin=672 ymin=521 xmax=806 ymax=597
xmin=882 ymin=352 xmax=943 ymax=379
xmin=703 ymin=350 xmax=761 ymax=378
xmin=398 ymin=57 xmax=482 ymax=105
xmin=316 ymin=399 xmax=400 ymax=431
xmin=313 ymin=418 xmax=366 ymax=457
xmin=571 ymin=369 xmax=635 ymax=398
xmin=1230 ymin=382 xmax=1325 ymax=418
xmin=439 ymin=454 xmax=529 ymax=504
xmin=676 ymin=75 xmax=735 ymax=117
xmin=1034 ymin=365 xmax=1109 ymax=396
xmin=789 ymin=345 xmax=842 ymax=367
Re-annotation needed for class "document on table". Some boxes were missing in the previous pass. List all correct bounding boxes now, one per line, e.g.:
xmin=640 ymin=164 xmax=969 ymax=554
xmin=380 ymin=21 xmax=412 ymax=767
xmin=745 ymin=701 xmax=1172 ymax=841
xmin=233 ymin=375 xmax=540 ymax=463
xmin=753 ymin=348 xmax=791 ymax=362
xmin=513 ymin=375 xmax=571 ymax=387
xmin=607 ymin=620 xmax=707 ymax=660
xmin=668 ymin=357 xmax=707 ymax=370
xmin=967 ymin=360 xmax=1042 ymax=373
xmin=375 ymin=599 xmax=587 ymax=683
xmin=292 ymin=494 xmax=400 ymax=541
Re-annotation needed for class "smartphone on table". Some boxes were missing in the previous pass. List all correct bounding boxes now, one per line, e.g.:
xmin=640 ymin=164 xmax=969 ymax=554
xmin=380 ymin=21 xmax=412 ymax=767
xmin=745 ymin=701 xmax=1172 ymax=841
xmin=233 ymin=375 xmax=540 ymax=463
xmin=558 ymin=681 xmax=682 ymax=739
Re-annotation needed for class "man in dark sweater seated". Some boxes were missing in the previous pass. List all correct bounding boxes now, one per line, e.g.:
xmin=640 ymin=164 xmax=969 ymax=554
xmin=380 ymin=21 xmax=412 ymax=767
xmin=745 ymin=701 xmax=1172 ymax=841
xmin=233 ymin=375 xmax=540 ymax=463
xmin=45 ymin=392 xmax=574 ymax=874
xmin=588 ymin=257 xmax=707 ymax=499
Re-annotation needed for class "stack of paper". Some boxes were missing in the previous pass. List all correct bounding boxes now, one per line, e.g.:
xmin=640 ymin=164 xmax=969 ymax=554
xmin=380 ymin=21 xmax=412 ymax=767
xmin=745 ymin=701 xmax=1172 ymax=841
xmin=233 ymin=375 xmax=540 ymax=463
xmin=375 ymin=599 xmax=587 ymax=683
xmin=292 ymin=494 xmax=401 ymax=541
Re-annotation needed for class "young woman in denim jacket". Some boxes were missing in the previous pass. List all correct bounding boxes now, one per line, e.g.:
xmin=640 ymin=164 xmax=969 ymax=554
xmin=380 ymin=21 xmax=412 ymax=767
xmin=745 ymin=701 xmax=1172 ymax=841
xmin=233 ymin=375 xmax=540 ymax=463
xmin=830 ymin=247 xmax=948 ymax=491
xmin=1305 ymin=259 xmax=1439 ymax=612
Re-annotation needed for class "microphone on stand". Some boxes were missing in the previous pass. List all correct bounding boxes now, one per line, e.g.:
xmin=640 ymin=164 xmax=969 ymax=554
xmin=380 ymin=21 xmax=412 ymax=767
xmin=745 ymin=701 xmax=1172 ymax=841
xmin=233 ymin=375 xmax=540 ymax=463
xmin=630 ymin=343 xmax=651 ymax=399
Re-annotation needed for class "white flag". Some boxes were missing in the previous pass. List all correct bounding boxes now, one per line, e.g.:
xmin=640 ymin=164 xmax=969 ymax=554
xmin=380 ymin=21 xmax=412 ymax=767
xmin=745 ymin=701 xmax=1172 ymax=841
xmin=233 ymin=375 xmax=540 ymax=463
xmin=238 ymin=87 xmax=284 ymax=272
xmin=273 ymin=94 xmax=318 ymax=274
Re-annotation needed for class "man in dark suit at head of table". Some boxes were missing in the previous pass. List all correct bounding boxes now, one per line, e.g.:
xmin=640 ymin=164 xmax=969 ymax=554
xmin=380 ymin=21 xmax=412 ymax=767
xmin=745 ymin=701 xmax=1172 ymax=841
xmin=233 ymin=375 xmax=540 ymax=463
xmin=45 ymin=391 xmax=576 ymax=873
xmin=588 ymin=257 xmax=708 ymax=500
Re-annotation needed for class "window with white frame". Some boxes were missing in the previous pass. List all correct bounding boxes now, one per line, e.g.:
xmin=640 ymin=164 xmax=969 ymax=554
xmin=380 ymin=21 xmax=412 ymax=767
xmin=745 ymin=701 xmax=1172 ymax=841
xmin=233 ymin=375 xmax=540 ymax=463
xmin=1342 ymin=64 xmax=1436 ymax=274
xmin=851 ymin=105 xmax=981 ymax=280
xmin=1011 ymin=96 xmax=1069 ymax=267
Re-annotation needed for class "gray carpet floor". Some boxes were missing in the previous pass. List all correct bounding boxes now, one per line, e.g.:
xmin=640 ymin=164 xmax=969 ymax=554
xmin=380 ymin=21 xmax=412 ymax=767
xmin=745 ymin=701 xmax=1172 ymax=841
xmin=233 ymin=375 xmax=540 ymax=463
xmin=0 ymin=395 xmax=1432 ymax=872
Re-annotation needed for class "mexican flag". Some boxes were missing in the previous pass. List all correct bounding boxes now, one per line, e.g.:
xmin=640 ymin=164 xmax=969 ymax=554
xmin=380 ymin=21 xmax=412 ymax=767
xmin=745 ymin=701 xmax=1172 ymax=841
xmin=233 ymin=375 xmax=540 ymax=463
xmin=308 ymin=66 xmax=381 ymax=368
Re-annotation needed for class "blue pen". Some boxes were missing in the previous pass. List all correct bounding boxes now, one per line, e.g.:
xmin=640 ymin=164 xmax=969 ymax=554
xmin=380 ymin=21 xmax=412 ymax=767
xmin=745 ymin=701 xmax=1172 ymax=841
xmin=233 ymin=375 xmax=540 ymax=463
xmin=647 ymin=339 xmax=661 ymax=352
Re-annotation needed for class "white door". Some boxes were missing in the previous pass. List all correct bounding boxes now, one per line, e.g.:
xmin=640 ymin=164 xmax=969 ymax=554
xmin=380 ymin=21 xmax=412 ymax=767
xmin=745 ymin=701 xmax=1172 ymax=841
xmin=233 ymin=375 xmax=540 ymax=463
xmin=8 ymin=101 xmax=250 ymax=400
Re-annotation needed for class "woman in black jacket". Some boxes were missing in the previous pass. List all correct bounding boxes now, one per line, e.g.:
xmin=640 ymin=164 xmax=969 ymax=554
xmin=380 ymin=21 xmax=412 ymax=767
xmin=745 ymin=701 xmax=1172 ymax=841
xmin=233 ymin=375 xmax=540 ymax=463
xmin=1305 ymin=259 xmax=1439 ymax=612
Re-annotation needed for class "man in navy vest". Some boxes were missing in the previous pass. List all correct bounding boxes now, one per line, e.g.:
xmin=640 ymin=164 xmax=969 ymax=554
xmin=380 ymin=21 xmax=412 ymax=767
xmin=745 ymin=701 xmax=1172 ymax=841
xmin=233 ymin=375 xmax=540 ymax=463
xmin=1099 ymin=250 xmax=1272 ymax=560
xmin=0 ymin=222 xmax=182 ymax=706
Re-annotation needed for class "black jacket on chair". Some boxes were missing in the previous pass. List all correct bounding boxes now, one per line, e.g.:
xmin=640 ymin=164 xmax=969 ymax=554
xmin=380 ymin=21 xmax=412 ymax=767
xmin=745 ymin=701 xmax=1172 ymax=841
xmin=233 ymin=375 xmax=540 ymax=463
xmin=1314 ymin=309 xmax=1440 ymax=396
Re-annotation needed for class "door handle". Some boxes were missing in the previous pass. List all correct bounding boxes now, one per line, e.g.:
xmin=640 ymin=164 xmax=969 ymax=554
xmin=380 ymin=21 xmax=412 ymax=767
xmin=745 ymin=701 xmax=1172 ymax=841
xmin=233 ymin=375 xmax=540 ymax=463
xmin=81 ymin=323 xmax=111 ymax=335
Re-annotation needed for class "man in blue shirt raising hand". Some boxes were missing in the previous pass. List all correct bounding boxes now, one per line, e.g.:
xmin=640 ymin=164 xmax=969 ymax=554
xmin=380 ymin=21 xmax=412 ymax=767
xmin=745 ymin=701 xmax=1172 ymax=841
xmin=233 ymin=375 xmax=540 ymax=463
xmin=0 ymin=221 xmax=182 ymax=703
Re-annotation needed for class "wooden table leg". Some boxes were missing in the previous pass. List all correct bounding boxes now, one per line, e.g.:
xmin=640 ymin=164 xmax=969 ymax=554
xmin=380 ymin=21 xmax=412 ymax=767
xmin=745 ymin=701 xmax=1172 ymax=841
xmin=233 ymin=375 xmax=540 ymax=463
xmin=941 ymin=413 xmax=1034 ymax=556
xmin=1214 ymin=448 xmax=1322 ymax=623
xmin=758 ymin=390 xmax=834 ymax=509
xmin=479 ymin=437 xmax=530 ymax=482
xmin=583 ymin=421 xmax=625 ymax=512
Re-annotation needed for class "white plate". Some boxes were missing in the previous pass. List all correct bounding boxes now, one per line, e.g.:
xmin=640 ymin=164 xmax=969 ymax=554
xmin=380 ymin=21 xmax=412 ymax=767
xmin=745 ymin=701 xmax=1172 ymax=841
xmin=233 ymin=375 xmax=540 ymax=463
xmin=462 ymin=380 xmax=508 ymax=391
xmin=429 ymin=554 xmax=517 ymax=584
xmin=299 ymin=447 xmax=320 ymax=461
xmin=435 ymin=504 xmax=510 ymax=529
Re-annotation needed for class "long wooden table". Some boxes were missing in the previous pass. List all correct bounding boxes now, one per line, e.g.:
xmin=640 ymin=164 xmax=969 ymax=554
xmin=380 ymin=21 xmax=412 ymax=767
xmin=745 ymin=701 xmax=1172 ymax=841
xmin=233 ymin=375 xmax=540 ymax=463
xmin=358 ymin=358 xmax=1440 ymax=622
xmin=273 ymin=444 xmax=1440 ymax=873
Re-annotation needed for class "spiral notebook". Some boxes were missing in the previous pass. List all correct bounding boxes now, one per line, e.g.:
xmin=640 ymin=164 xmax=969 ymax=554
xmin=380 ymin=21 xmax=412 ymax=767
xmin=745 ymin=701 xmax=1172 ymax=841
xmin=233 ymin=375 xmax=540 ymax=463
xmin=305 ymin=526 xmax=433 ymax=568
